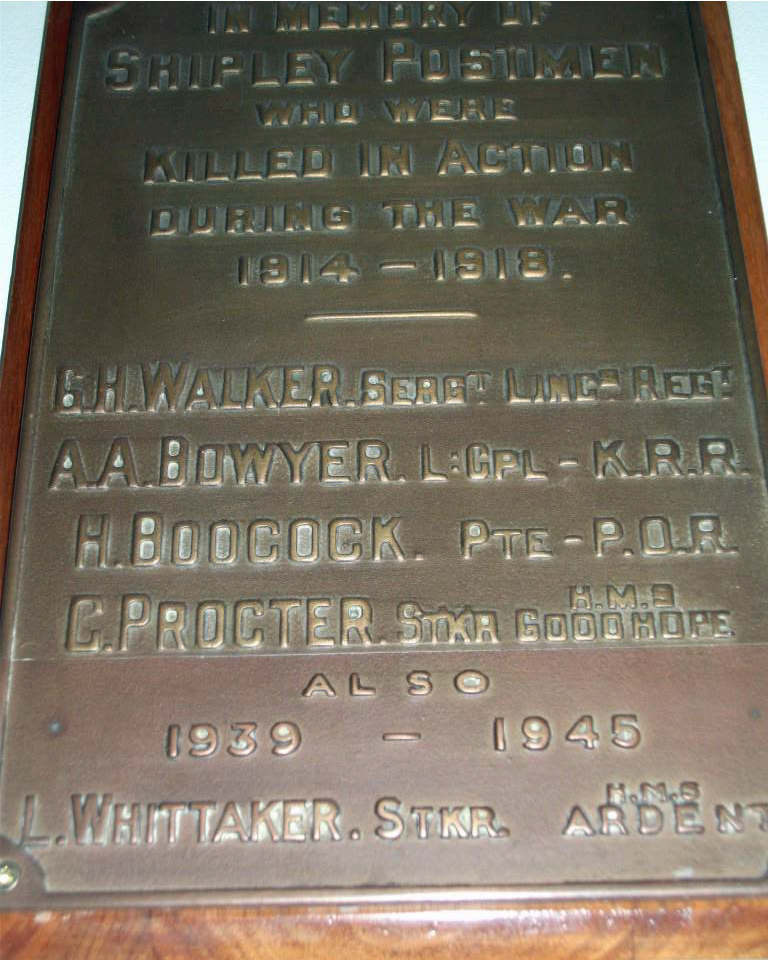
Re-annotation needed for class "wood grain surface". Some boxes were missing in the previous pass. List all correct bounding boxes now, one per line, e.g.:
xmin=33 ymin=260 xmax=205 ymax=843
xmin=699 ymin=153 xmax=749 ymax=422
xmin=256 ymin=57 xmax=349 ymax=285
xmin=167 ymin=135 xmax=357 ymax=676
xmin=1 ymin=897 xmax=768 ymax=960
xmin=700 ymin=2 xmax=768 ymax=391
xmin=0 ymin=3 xmax=767 ymax=957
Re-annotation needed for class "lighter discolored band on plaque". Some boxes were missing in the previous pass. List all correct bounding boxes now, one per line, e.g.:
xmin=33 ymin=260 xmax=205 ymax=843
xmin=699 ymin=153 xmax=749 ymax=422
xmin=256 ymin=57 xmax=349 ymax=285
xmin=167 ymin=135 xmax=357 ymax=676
xmin=0 ymin=2 xmax=767 ymax=908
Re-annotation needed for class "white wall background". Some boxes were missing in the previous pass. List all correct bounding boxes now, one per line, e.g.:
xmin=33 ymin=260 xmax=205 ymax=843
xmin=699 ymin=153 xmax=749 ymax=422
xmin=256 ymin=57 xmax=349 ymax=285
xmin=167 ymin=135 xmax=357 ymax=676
xmin=0 ymin=1 xmax=46 ymax=340
xmin=728 ymin=1 xmax=768 ymax=208
xmin=1 ymin=2 xmax=767 ymax=341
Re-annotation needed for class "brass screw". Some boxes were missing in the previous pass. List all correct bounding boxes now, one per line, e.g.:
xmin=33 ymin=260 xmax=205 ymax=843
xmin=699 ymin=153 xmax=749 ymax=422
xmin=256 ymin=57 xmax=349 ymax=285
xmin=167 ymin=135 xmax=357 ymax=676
xmin=0 ymin=861 xmax=20 ymax=891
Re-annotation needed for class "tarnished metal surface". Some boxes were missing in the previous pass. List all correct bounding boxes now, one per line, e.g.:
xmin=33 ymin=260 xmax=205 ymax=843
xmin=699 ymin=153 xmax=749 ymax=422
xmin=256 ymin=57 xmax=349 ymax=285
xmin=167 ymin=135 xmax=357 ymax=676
xmin=0 ymin=2 xmax=767 ymax=908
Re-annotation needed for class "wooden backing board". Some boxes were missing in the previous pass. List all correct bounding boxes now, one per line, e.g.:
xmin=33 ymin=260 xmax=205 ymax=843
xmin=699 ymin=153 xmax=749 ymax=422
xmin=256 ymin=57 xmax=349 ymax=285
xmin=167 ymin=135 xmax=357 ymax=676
xmin=0 ymin=3 xmax=766 ymax=957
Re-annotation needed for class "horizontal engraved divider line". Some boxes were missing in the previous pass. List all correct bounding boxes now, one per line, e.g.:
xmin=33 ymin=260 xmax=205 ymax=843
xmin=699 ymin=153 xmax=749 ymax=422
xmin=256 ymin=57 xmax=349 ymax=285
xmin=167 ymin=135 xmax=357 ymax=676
xmin=8 ymin=879 xmax=768 ymax=909
xmin=382 ymin=732 xmax=421 ymax=742
xmin=379 ymin=261 xmax=418 ymax=271
xmin=9 ymin=641 xmax=758 ymax=665
xmin=6 ymin=872 xmax=768 ymax=910
xmin=305 ymin=310 xmax=479 ymax=322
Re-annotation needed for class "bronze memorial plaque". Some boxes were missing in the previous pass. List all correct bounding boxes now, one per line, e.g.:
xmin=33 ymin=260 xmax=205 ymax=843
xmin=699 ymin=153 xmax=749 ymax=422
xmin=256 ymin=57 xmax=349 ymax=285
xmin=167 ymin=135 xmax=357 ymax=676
xmin=0 ymin=1 xmax=766 ymax=909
